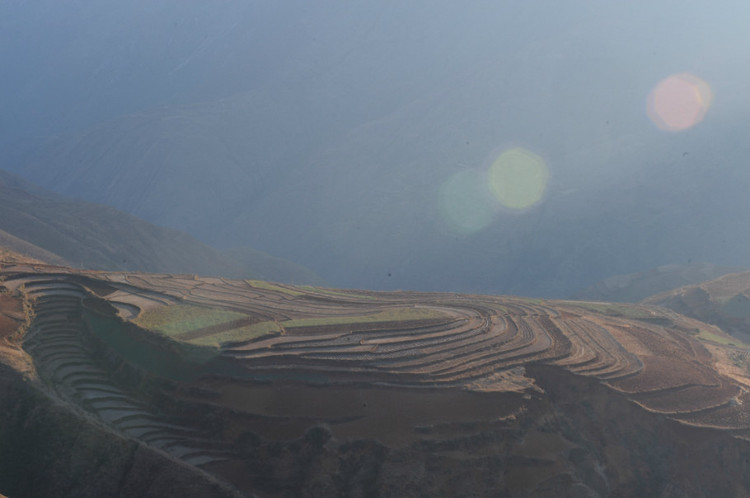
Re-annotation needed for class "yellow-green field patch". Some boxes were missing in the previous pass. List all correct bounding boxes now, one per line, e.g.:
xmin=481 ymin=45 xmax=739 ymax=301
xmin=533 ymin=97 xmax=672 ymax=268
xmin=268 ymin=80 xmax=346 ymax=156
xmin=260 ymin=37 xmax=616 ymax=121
xmin=134 ymin=304 xmax=249 ymax=337
xmin=282 ymin=306 xmax=447 ymax=328
xmin=563 ymin=301 xmax=655 ymax=320
xmin=134 ymin=304 xmax=448 ymax=348
xmin=695 ymin=328 xmax=741 ymax=346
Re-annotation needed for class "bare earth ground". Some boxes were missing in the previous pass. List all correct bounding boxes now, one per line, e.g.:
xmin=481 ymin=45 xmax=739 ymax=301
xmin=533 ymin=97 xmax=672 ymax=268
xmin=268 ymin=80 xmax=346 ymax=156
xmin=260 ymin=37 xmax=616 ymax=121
xmin=2 ymin=259 xmax=750 ymax=496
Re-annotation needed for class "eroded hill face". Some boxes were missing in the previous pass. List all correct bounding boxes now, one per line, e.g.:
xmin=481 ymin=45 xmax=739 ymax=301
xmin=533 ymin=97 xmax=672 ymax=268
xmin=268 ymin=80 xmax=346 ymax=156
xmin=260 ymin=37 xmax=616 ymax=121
xmin=645 ymin=271 xmax=750 ymax=345
xmin=574 ymin=263 xmax=747 ymax=303
xmin=2 ymin=262 xmax=750 ymax=496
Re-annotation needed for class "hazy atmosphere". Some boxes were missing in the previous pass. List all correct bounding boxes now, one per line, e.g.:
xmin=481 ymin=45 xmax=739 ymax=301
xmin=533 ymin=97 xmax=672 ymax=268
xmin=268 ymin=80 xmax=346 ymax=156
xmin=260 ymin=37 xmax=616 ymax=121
xmin=2 ymin=0 xmax=748 ymax=296
xmin=3 ymin=4 xmax=750 ymax=496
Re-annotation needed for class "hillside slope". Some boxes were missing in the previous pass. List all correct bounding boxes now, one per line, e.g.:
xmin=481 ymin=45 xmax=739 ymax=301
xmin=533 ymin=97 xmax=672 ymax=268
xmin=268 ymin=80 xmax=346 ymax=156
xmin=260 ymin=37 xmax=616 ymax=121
xmin=574 ymin=262 xmax=746 ymax=303
xmin=0 ymin=170 xmax=323 ymax=284
xmin=645 ymin=271 xmax=750 ymax=344
xmin=0 ymin=229 xmax=67 ymax=266
xmin=2 ymin=261 xmax=750 ymax=496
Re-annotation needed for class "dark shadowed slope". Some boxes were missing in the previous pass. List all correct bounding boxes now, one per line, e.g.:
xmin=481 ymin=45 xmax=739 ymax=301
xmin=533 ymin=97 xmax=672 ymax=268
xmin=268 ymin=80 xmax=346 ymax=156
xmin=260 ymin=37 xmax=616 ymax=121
xmin=0 ymin=170 xmax=323 ymax=284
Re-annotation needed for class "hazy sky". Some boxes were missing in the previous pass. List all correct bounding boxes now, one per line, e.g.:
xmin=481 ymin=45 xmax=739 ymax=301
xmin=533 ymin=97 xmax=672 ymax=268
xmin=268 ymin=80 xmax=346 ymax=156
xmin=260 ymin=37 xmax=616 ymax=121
xmin=1 ymin=0 xmax=748 ymax=296
xmin=1 ymin=0 xmax=747 ymax=138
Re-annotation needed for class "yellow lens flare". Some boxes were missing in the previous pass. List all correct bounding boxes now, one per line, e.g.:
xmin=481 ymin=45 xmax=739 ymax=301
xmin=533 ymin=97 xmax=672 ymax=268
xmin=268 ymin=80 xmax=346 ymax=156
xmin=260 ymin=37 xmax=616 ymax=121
xmin=647 ymin=73 xmax=713 ymax=132
xmin=488 ymin=148 xmax=549 ymax=210
xmin=437 ymin=170 xmax=496 ymax=234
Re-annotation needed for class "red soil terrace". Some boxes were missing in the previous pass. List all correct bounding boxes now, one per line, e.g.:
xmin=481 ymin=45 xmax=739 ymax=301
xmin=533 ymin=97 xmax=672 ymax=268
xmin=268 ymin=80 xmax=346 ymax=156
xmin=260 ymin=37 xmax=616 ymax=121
xmin=2 ymin=260 xmax=750 ymax=496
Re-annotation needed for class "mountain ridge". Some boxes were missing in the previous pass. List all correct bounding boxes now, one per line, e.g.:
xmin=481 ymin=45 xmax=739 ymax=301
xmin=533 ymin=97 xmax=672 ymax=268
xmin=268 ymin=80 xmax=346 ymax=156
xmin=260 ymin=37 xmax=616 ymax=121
xmin=0 ymin=169 xmax=323 ymax=284
xmin=644 ymin=270 xmax=750 ymax=344
xmin=575 ymin=262 xmax=747 ymax=303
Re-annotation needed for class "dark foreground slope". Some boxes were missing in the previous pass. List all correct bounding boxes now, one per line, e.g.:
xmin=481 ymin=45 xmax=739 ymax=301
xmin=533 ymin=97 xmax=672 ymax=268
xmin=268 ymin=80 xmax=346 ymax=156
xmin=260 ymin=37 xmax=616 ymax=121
xmin=0 ymin=365 xmax=243 ymax=498
xmin=0 ymin=253 xmax=244 ymax=497
xmin=2 ymin=258 xmax=750 ymax=496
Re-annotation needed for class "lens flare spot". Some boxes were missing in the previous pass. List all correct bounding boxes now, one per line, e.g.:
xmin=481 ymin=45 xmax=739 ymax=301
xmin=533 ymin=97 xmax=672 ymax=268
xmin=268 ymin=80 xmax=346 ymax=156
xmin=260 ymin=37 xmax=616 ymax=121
xmin=488 ymin=148 xmax=549 ymax=210
xmin=647 ymin=73 xmax=712 ymax=132
xmin=438 ymin=170 xmax=496 ymax=234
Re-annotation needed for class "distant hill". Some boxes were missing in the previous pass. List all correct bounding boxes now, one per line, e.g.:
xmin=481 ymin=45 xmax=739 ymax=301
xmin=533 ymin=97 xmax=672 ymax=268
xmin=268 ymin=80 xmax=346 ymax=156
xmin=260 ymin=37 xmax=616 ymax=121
xmin=644 ymin=271 xmax=750 ymax=343
xmin=0 ymin=169 xmax=324 ymax=284
xmin=0 ymin=246 xmax=48 ymax=265
xmin=0 ymin=228 xmax=68 ymax=266
xmin=574 ymin=263 xmax=746 ymax=303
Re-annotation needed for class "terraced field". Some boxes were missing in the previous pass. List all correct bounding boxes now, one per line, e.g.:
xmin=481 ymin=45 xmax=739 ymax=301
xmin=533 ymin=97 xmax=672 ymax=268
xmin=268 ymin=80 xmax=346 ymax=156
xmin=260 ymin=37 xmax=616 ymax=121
xmin=19 ymin=279 xmax=231 ymax=468
xmin=2 ymin=261 xmax=750 ymax=496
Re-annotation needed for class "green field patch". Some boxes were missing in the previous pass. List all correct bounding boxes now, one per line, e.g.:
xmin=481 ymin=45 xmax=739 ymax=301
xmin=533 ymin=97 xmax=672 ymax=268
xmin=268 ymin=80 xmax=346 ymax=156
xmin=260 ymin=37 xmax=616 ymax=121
xmin=83 ymin=308 xmax=240 ymax=381
xmin=563 ymin=301 xmax=655 ymax=320
xmin=189 ymin=320 xmax=282 ymax=347
xmin=282 ymin=306 xmax=447 ymax=329
xmin=695 ymin=328 xmax=740 ymax=346
xmin=134 ymin=304 xmax=249 ymax=337
xmin=134 ymin=303 xmax=447 ymax=348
